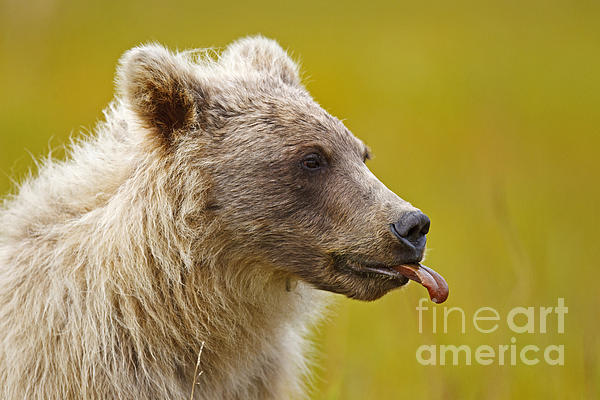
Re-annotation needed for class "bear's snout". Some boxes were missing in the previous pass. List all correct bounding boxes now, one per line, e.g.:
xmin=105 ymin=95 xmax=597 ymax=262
xmin=390 ymin=210 xmax=430 ymax=260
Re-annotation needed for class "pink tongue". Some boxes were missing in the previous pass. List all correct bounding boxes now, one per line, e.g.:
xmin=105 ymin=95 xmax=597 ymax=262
xmin=392 ymin=263 xmax=449 ymax=303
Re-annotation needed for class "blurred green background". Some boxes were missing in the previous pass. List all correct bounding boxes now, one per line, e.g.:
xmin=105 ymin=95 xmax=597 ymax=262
xmin=1 ymin=0 xmax=598 ymax=398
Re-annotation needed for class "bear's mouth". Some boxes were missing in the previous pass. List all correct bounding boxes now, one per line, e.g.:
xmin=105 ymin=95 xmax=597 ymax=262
xmin=335 ymin=255 xmax=449 ymax=303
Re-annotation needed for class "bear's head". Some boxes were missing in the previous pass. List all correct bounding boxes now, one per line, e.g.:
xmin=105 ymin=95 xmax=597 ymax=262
xmin=117 ymin=37 xmax=436 ymax=301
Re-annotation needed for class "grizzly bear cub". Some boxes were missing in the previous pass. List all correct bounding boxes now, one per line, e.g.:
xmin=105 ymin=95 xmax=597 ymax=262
xmin=0 ymin=36 xmax=440 ymax=399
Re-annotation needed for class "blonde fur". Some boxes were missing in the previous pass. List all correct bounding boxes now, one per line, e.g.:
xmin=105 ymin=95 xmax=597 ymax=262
xmin=0 ymin=36 xmax=424 ymax=399
xmin=0 ymin=38 xmax=328 ymax=399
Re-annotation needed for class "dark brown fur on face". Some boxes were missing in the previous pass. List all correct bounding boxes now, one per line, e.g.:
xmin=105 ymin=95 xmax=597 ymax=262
xmin=120 ymin=40 xmax=426 ymax=302
xmin=185 ymin=61 xmax=425 ymax=302
xmin=0 ymin=36 xmax=430 ymax=399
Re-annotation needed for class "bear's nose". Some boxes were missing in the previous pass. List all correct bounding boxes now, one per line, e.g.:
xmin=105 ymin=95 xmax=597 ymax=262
xmin=390 ymin=211 xmax=430 ymax=252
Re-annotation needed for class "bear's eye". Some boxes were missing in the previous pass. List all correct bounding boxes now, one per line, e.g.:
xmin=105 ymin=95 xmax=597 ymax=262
xmin=301 ymin=153 xmax=323 ymax=171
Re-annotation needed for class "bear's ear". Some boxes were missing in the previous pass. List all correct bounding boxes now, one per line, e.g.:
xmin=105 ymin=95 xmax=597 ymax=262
xmin=220 ymin=36 xmax=301 ymax=87
xmin=117 ymin=44 xmax=206 ymax=145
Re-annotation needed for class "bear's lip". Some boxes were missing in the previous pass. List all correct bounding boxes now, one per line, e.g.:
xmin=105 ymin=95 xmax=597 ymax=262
xmin=338 ymin=257 xmax=449 ymax=304
xmin=337 ymin=256 xmax=410 ymax=283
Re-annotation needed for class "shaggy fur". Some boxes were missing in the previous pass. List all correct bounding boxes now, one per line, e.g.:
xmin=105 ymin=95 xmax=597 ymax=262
xmin=0 ymin=37 xmax=424 ymax=399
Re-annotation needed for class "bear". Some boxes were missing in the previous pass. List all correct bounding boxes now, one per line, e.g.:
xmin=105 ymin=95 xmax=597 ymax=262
xmin=0 ymin=36 xmax=443 ymax=399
